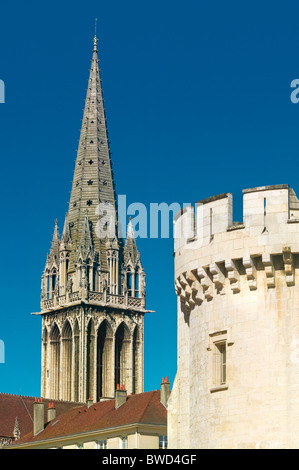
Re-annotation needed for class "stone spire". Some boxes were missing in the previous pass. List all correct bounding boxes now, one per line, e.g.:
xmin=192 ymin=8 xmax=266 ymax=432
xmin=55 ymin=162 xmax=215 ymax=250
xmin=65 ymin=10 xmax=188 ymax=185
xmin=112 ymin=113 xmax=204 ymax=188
xmin=67 ymin=34 xmax=117 ymax=272
xmin=48 ymin=219 xmax=60 ymax=264
xmin=13 ymin=417 xmax=20 ymax=441
xmin=61 ymin=213 xmax=71 ymax=246
xmin=124 ymin=218 xmax=139 ymax=265
xmin=39 ymin=33 xmax=148 ymax=404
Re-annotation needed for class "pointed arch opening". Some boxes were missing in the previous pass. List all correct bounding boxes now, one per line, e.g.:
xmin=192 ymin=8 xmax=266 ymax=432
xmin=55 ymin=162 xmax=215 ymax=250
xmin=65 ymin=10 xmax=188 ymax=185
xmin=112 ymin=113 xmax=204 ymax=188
xmin=73 ymin=319 xmax=80 ymax=402
xmin=46 ymin=270 xmax=51 ymax=299
xmin=115 ymin=322 xmax=131 ymax=390
xmin=50 ymin=323 xmax=61 ymax=399
xmin=42 ymin=327 xmax=48 ymax=397
xmin=97 ymin=320 xmax=113 ymax=400
xmin=86 ymin=319 xmax=96 ymax=401
xmin=127 ymin=268 xmax=133 ymax=297
xmin=86 ymin=259 xmax=94 ymax=291
xmin=62 ymin=320 xmax=73 ymax=401
xmin=132 ymin=325 xmax=142 ymax=394
xmin=135 ymin=268 xmax=140 ymax=298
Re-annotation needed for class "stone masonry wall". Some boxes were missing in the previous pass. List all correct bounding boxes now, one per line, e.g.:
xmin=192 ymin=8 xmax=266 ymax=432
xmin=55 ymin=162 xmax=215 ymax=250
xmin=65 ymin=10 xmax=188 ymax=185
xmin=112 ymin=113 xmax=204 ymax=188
xmin=168 ymin=185 xmax=299 ymax=448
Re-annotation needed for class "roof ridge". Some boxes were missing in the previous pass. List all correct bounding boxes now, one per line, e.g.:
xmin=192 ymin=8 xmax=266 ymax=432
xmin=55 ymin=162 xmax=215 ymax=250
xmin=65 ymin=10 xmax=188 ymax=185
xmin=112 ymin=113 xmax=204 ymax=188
xmin=0 ymin=392 xmax=84 ymax=405
xmin=0 ymin=392 xmax=36 ymax=399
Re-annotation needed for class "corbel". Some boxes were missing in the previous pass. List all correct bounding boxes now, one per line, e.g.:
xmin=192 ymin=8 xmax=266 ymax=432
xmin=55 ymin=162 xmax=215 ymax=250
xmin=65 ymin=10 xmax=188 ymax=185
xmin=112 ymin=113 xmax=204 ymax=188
xmin=283 ymin=247 xmax=295 ymax=287
xmin=262 ymin=254 xmax=275 ymax=288
xmin=243 ymin=256 xmax=257 ymax=290
xmin=209 ymin=263 xmax=225 ymax=295
xmin=225 ymin=259 xmax=240 ymax=293
xmin=197 ymin=267 xmax=213 ymax=300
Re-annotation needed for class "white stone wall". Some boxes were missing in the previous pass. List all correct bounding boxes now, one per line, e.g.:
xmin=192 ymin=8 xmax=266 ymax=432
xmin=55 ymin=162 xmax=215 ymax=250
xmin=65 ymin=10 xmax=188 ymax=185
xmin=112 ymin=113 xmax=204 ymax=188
xmin=169 ymin=185 xmax=299 ymax=448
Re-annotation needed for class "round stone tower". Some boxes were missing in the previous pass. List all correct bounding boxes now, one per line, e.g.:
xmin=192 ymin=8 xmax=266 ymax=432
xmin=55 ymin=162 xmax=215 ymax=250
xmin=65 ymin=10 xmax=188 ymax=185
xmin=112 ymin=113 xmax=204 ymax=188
xmin=168 ymin=184 xmax=299 ymax=448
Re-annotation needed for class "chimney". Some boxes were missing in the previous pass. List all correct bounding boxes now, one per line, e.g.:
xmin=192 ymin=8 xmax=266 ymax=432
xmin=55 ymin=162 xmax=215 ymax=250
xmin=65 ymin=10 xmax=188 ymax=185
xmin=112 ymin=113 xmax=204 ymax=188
xmin=33 ymin=398 xmax=45 ymax=436
xmin=87 ymin=397 xmax=93 ymax=408
xmin=160 ymin=377 xmax=170 ymax=408
xmin=47 ymin=402 xmax=56 ymax=422
xmin=115 ymin=384 xmax=127 ymax=409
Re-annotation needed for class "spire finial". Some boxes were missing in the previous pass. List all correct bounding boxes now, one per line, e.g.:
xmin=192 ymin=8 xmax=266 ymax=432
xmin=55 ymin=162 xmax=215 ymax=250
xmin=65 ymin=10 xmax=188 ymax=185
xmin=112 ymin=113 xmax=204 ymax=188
xmin=127 ymin=218 xmax=135 ymax=239
xmin=93 ymin=18 xmax=98 ymax=52
xmin=13 ymin=416 xmax=21 ymax=440
xmin=53 ymin=219 xmax=59 ymax=238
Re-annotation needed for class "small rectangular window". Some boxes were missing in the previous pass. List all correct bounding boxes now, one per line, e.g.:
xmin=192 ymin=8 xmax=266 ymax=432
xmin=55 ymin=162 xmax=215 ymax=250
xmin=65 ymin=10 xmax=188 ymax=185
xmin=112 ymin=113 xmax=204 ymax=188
xmin=208 ymin=329 xmax=231 ymax=393
xmin=120 ymin=436 xmax=128 ymax=449
xmin=215 ymin=342 xmax=226 ymax=385
xmin=95 ymin=440 xmax=107 ymax=449
xmin=159 ymin=435 xmax=168 ymax=449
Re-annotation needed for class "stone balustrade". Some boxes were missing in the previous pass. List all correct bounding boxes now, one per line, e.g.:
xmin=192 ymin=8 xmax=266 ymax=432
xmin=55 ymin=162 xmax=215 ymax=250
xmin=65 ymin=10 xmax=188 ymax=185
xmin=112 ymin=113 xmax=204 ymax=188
xmin=41 ymin=291 xmax=144 ymax=312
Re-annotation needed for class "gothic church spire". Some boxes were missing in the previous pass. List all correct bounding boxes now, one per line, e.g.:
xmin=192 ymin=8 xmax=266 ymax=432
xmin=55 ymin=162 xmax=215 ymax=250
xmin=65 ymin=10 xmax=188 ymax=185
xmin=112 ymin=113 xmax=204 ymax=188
xmin=40 ymin=33 xmax=147 ymax=404
xmin=67 ymin=33 xmax=117 ymax=272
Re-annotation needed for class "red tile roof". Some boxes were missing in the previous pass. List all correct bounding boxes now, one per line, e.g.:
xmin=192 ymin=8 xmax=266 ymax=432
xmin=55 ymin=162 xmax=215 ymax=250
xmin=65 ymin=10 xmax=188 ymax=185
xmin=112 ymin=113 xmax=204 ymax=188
xmin=0 ymin=393 xmax=81 ymax=440
xmin=12 ymin=390 xmax=167 ymax=445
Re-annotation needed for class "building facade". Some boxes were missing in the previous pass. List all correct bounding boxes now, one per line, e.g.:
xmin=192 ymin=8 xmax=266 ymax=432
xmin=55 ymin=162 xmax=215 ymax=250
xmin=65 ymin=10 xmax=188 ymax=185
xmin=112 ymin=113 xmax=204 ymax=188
xmin=168 ymin=184 xmax=299 ymax=448
xmin=38 ymin=36 xmax=147 ymax=403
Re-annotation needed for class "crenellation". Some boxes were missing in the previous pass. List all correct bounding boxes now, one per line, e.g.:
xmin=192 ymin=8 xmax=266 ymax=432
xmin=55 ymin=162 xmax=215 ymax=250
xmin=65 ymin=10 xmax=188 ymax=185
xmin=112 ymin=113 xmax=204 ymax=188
xmin=175 ymin=186 xmax=299 ymax=251
xmin=195 ymin=193 xmax=232 ymax=242
xmin=289 ymin=188 xmax=299 ymax=219
xmin=174 ymin=206 xmax=195 ymax=251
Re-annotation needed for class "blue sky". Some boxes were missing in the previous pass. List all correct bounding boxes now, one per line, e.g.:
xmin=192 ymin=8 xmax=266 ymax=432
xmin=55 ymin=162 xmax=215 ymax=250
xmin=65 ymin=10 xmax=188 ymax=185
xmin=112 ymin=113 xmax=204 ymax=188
xmin=1 ymin=0 xmax=299 ymax=397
